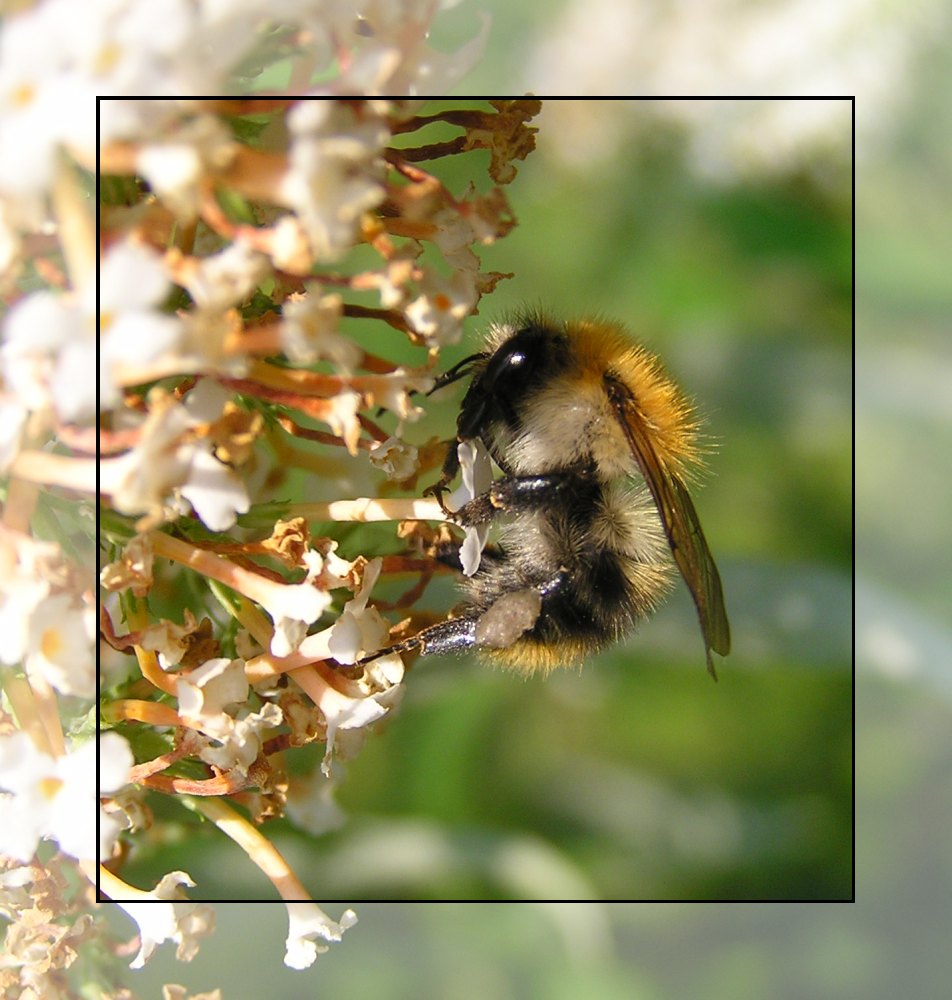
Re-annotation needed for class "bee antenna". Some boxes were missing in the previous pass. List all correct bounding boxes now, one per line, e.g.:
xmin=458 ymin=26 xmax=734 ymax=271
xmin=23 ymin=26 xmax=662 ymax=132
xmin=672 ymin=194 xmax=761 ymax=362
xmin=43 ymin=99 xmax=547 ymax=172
xmin=427 ymin=352 xmax=485 ymax=396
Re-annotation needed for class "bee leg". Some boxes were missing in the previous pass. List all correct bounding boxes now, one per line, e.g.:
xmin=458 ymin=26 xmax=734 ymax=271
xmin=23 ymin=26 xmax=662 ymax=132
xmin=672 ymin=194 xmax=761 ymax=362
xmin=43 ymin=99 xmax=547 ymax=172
xmin=411 ymin=616 xmax=479 ymax=656
xmin=422 ymin=437 xmax=465 ymax=515
xmin=355 ymin=616 xmax=478 ymax=665
xmin=357 ymin=571 xmax=562 ymax=665
xmin=422 ymin=477 xmax=454 ymax=516
xmin=450 ymin=471 xmax=582 ymax=526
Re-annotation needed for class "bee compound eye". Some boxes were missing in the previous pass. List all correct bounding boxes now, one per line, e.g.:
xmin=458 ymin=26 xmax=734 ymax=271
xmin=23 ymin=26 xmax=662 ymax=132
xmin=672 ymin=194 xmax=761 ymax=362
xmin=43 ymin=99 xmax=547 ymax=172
xmin=483 ymin=344 xmax=529 ymax=391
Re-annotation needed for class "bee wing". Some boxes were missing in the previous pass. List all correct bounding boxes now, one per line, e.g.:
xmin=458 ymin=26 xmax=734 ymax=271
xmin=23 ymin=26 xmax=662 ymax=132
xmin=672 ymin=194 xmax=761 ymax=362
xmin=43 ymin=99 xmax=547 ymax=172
xmin=606 ymin=379 xmax=731 ymax=679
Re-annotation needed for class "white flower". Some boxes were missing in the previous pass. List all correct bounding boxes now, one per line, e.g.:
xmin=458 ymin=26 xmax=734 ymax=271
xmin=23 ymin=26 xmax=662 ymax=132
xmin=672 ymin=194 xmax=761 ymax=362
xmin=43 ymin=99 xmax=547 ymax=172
xmin=98 ymin=534 xmax=154 ymax=598
xmin=309 ymin=541 xmax=361 ymax=592
xmin=446 ymin=440 xmax=494 ymax=576
xmin=0 ymin=2 xmax=93 ymax=210
xmin=198 ymin=702 xmax=282 ymax=776
xmin=79 ymin=1 xmax=218 ymax=97
xmin=24 ymin=592 xmax=95 ymax=699
xmin=281 ymin=101 xmax=388 ymax=263
xmin=264 ymin=580 xmax=334 ymax=659
xmin=0 ymin=732 xmax=97 ymax=862
xmin=99 ymin=731 xmax=135 ymax=861
xmin=0 ymin=561 xmax=49 ymax=669
xmin=430 ymin=208 xmax=481 ymax=273
xmin=99 ymin=380 xmax=250 ymax=531
xmin=327 ymin=558 xmax=388 ymax=665
xmin=177 ymin=658 xmax=250 ymax=738
xmin=284 ymin=902 xmax=357 ymax=971
xmin=178 ymin=443 xmax=252 ymax=532
xmin=176 ymin=656 xmax=283 ymax=776
xmin=135 ymin=608 xmax=202 ymax=669
xmin=0 ymin=289 xmax=97 ymax=424
xmin=404 ymin=268 xmax=477 ymax=346
xmin=280 ymin=286 xmax=354 ymax=367
xmin=323 ymin=389 xmax=363 ymax=456
xmin=114 ymin=872 xmax=215 ymax=969
xmin=269 ymin=214 xmax=314 ymax=274
xmin=136 ymin=113 xmax=237 ymax=220
xmin=369 ymin=436 xmax=419 ymax=481
xmin=99 ymin=238 xmax=183 ymax=412
xmin=98 ymin=388 xmax=194 ymax=524
xmin=365 ymin=249 xmax=419 ymax=309
xmin=314 ymin=660 xmax=403 ymax=776
xmin=176 ymin=238 xmax=269 ymax=312
xmin=366 ymin=370 xmax=433 ymax=421
xmin=303 ymin=660 xmax=400 ymax=777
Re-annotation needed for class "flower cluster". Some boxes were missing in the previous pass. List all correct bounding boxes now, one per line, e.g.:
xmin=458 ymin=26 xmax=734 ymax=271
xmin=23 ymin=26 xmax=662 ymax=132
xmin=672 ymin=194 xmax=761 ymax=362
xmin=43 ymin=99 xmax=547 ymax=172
xmin=93 ymin=94 xmax=534 ymax=956
xmin=0 ymin=1 xmax=539 ymax=987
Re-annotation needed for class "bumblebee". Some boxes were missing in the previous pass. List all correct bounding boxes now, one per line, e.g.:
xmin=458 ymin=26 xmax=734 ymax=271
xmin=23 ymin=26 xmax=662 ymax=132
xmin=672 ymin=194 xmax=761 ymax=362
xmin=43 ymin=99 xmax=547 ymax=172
xmin=373 ymin=313 xmax=730 ymax=679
